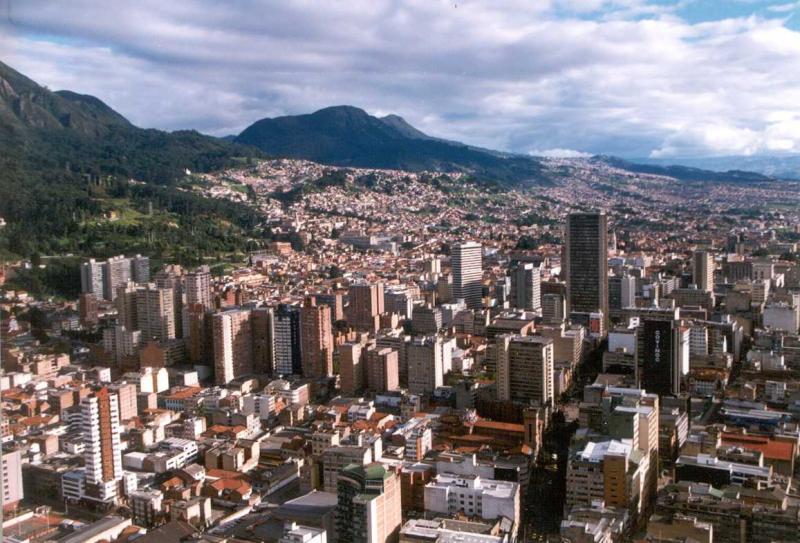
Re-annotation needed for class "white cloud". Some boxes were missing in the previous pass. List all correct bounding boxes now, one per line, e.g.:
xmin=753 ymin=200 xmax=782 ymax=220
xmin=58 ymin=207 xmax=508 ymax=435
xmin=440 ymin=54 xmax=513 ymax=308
xmin=2 ymin=1 xmax=800 ymax=158
xmin=767 ymin=1 xmax=800 ymax=13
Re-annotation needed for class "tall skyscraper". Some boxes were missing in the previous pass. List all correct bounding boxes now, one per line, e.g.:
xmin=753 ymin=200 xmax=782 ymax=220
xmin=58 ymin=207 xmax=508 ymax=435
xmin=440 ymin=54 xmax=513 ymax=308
xmin=82 ymin=388 xmax=123 ymax=503
xmin=252 ymin=306 xmax=276 ymax=374
xmin=451 ymin=242 xmax=483 ymax=309
xmin=565 ymin=212 xmax=608 ymax=321
xmin=692 ymin=250 xmax=714 ymax=293
xmin=510 ymin=262 xmax=541 ymax=311
xmin=637 ymin=308 xmax=688 ymax=397
xmin=274 ymin=304 xmax=302 ymax=375
xmin=213 ymin=309 xmax=253 ymax=385
xmin=347 ymin=281 xmax=384 ymax=331
xmin=496 ymin=335 xmax=554 ymax=407
xmin=136 ymin=284 xmax=176 ymax=342
xmin=186 ymin=265 xmax=214 ymax=309
xmin=336 ymin=463 xmax=402 ymax=543
xmin=300 ymin=296 xmax=334 ymax=379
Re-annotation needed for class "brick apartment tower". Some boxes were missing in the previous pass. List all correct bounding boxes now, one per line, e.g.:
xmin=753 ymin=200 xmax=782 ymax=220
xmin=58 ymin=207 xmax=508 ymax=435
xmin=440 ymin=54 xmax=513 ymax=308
xmin=300 ymin=296 xmax=334 ymax=378
xmin=82 ymin=388 xmax=123 ymax=503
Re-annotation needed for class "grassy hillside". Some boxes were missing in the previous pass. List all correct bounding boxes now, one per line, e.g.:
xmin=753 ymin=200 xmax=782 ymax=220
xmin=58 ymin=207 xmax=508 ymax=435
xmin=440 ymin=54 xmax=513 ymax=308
xmin=0 ymin=61 xmax=265 ymax=262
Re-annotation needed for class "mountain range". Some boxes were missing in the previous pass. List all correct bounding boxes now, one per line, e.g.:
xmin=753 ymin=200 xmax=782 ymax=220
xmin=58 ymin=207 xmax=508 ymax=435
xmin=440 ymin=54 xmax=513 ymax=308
xmin=233 ymin=106 xmax=771 ymax=184
xmin=634 ymin=155 xmax=800 ymax=180
xmin=0 ymin=61 xmax=261 ymax=184
xmin=0 ymin=58 xmax=777 ymax=191
xmin=235 ymin=105 xmax=547 ymax=183
xmin=0 ymin=59 xmax=782 ymax=261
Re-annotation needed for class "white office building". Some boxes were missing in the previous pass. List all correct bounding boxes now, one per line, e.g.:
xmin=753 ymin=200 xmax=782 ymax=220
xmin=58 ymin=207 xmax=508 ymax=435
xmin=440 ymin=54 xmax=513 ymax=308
xmin=424 ymin=473 xmax=520 ymax=523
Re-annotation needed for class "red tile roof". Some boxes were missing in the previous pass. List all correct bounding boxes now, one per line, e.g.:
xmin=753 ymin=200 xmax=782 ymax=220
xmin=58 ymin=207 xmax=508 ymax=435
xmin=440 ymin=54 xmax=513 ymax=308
xmin=471 ymin=420 xmax=525 ymax=433
xmin=721 ymin=433 xmax=794 ymax=462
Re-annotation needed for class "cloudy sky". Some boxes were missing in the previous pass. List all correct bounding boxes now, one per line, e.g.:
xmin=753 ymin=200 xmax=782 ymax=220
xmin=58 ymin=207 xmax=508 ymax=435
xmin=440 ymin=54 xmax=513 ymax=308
xmin=2 ymin=0 xmax=800 ymax=158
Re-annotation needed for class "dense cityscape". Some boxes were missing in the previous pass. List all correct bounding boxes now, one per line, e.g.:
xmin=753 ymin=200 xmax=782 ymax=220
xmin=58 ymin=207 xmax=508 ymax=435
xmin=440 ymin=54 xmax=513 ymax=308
xmin=3 ymin=151 xmax=800 ymax=543
xmin=5 ymin=2 xmax=800 ymax=542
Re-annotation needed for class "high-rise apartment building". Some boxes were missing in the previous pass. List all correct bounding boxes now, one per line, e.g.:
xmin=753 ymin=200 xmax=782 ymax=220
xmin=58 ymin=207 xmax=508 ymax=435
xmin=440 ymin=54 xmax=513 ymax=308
xmin=183 ymin=303 xmax=212 ymax=365
xmin=300 ymin=297 xmax=334 ymax=379
xmin=274 ymin=304 xmax=302 ymax=375
xmin=377 ymin=331 xmax=411 ymax=387
xmin=384 ymin=286 xmax=414 ymax=319
xmin=366 ymin=346 xmax=400 ymax=393
xmin=82 ymin=388 xmax=123 ymax=503
xmin=316 ymin=291 xmax=345 ymax=322
xmin=496 ymin=335 xmax=554 ymax=407
xmin=130 ymin=255 xmax=151 ymax=283
xmin=213 ymin=309 xmax=253 ymax=385
xmin=510 ymin=262 xmax=541 ymax=311
xmin=104 ymin=255 xmax=133 ymax=301
xmin=115 ymin=281 xmax=140 ymax=330
xmin=338 ymin=342 xmax=364 ymax=395
xmin=407 ymin=336 xmax=444 ymax=395
xmin=136 ymin=284 xmax=176 ymax=342
xmin=565 ymin=212 xmax=608 ymax=322
xmin=451 ymin=242 xmax=483 ymax=310
xmin=347 ymin=281 xmax=385 ymax=331
xmin=692 ymin=250 xmax=714 ymax=293
xmin=252 ymin=306 xmax=276 ymax=374
xmin=81 ymin=254 xmax=149 ymax=301
xmin=80 ymin=259 xmax=106 ymax=297
xmin=155 ymin=266 xmax=184 ymax=339
xmin=103 ymin=325 xmax=142 ymax=365
xmin=79 ymin=292 xmax=100 ymax=327
xmin=186 ymin=265 xmax=214 ymax=310
xmin=336 ymin=463 xmax=402 ymax=543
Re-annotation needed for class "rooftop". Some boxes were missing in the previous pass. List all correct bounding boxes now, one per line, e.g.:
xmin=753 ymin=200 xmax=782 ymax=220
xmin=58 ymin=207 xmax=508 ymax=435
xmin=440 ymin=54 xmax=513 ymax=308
xmin=578 ymin=439 xmax=633 ymax=463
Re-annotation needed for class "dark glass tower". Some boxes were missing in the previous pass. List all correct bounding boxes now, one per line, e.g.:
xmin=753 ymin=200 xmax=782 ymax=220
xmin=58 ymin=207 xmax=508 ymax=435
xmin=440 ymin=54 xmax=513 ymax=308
xmin=566 ymin=212 xmax=608 ymax=320
xmin=638 ymin=312 xmax=682 ymax=397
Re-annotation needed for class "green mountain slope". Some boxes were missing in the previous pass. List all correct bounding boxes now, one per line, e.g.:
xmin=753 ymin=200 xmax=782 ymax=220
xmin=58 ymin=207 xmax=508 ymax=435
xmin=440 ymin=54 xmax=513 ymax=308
xmin=0 ymin=60 xmax=264 ymax=261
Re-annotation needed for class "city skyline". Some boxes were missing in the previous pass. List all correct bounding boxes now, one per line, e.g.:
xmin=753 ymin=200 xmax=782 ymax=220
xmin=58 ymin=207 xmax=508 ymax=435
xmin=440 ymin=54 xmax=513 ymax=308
xmin=4 ymin=3 xmax=800 ymax=542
